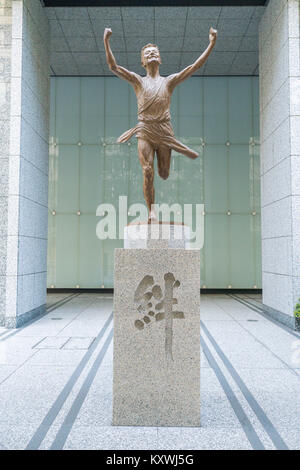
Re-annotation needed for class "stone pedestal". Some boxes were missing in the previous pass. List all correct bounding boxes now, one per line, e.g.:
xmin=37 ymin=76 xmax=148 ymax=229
xmin=112 ymin=224 xmax=200 ymax=426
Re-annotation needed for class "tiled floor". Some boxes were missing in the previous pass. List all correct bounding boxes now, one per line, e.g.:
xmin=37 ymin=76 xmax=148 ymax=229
xmin=0 ymin=293 xmax=299 ymax=450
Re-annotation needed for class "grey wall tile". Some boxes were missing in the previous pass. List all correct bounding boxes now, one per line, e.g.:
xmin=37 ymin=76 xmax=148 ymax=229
xmin=253 ymin=6 xmax=266 ymax=19
xmin=182 ymin=37 xmax=208 ymax=52
xmin=25 ymin=0 xmax=50 ymax=40
xmin=0 ymin=156 xmax=8 ymax=196
xmin=77 ymin=64 xmax=103 ymax=76
xmin=21 ymin=80 xmax=49 ymax=141
xmin=0 ymin=233 xmax=7 ymax=275
xmin=261 ymin=196 xmax=292 ymax=239
xmin=261 ymin=158 xmax=291 ymax=207
xmin=262 ymin=236 xmax=292 ymax=276
xmin=19 ymin=157 xmax=48 ymax=207
xmin=18 ymin=236 xmax=47 ymax=276
xmin=20 ymin=117 xmax=49 ymax=174
xmin=159 ymin=52 xmax=181 ymax=65
xmin=239 ymin=36 xmax=259 ymax=51
xmin=155 ymin=37 xmax=183 ymax=52
xmin=188 ymin=7 xmax=221 ymax=19
xmin=290 ymin=116 xmax=300 ymax=156
xmin=218 ymin=19 xmax=250 ymax=36
xmin=204 ymin=63 xmax=231 ymax=75
xmin=44 ymin=7 xmax=56 ymax=20
xmin=0 ymin=24 xmax=12 ymax=46
xmin=96 ymin=34 xmax=125 ymax=52
xmin=125 ymin=36 xmax=154 ymax=52
xmin=272 ymin=117 xmax=290 ymax=166
xmin=247 ymin=18 xmax=260 ymax=36
xmin=0 ymin=80 xmax=10 ymax=115
xmin=51 ymin=51 xmax=78 ymax=75
xmin=124 ymin=19 xmax=154 ymax=37
xmin=0 ymin=120 xmax=9 ymax=155
xmin=54 ymin=7 xmax=88 ymax=20
xmin=60 ymin=19 xmax=94 ymax=37
xmin=220 ymin=7 xmax=254 ymax=19
xmin=18 ymin=196 xmax=48 ymax=239
xmin=154 ymin=7 xmax=187 ymax=18
xmin=16 ymin=273 xmax=35 ymax=316
xmin=0 ymin=55 xmax=11 ymax=81
xmin=88 ymin=7 xmax=121 ymax=20
xmin=50 ymin=36 xmax=69 ymax=52
xmin=49 ymin=19 xmax=64 ymax=37
xmin=214 ymin=37 xmax=241 ymax=51
xmin=68 ymin=36 xmax=98 ymax=53
xmin=262 ymin=271 xmax=294 ymax=317
xmin=185 ymin=19 xmax=214 ymax=37
xmin=2 ymin=0 xmax=50 ymax=324
xmin=208 ymin=50 xmax=236 ymax=65
xmin=0 ymin=196 xmax=8 ymax=237
xmin=73 ymin=52 xmax=101 ymax=66
xmin=122 ymin=7 xmax=154 ymax=20
xmin=33 ymin=271 xmax=47 ymax=307
xmin=51 ymin=63 xmax=78 ymax=76
xmin=91 ymin=19 xmax=123 ymax=37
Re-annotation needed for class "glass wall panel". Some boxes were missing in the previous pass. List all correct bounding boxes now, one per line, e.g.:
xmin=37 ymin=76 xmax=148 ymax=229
xmin=204 ymin=214 xmax=230 ymax=288
xmin=55 ymin=78 xmax=80 ymax=144
xmin=55 ymin=215 xmax=79 ymax=287
xmin=48 ymin=76 xmax=261 ymax=289
xmin=229 ymin=145 xmax=252 ymax=213
xmin=56 ymin=145 xmax=79 ymax=213
xmin=79 ymin=215 xmax=102 ymax=288
xmin=228 ymin=77 xmax=252 ymax=144
xmin=80 ymin=78 xmax=105 ymax=144
xmin=204 ymin=145 xmax=228 ymax=213
xmin=229 ymin=215 xmax=255 ymax=288
xmin=203 ymin=77 xmax=227 ymax=144
xmin=79 ymin=146 xmax=104 ymax=213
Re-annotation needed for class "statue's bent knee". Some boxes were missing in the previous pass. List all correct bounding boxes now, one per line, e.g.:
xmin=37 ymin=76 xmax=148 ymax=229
xmin=159 ymin=169 xmax=169 ymax=180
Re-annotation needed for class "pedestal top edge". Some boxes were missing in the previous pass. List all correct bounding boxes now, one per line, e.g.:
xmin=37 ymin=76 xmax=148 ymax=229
xmin=126 ymin=221 xmax=188 ymax=226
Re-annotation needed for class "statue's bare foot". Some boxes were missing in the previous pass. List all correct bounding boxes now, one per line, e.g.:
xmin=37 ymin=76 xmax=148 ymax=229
xmin=148 ymin=210 xmax=157 ymax=223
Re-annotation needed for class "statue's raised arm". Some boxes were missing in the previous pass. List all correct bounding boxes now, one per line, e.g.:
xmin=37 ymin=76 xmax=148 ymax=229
xmin=167 ymin=27 xmax=217 ymax=91
xmin=103 ymin=28 xmax=142 ymax=89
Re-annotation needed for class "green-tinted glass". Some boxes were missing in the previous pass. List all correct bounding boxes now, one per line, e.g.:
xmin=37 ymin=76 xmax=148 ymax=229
xmin=48 ymin=76 xmax=261 ymax=288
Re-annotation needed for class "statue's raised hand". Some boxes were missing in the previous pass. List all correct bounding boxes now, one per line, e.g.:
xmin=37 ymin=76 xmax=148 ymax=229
xmin=103 ymin=28 xmax=112 ymax=42
xmin=209 ymin=27 xmax=217 ymax=45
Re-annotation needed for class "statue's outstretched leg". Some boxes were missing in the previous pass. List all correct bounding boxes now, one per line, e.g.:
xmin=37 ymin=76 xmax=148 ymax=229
xmin=138 ymin=138 xmax=156 ymax=222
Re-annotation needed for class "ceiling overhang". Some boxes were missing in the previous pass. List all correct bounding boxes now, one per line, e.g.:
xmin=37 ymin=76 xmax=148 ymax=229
xmin=47 ymin=4 xmax=263 ymax=76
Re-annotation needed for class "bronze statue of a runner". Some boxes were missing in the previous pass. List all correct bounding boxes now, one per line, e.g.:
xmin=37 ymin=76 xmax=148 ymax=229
xmin=104 ymin=27 xmax=217 ymax=221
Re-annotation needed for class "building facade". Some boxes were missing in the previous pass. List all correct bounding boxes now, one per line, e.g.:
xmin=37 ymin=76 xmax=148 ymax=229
xmin=0 ymin=0 xmax=299 ymax=328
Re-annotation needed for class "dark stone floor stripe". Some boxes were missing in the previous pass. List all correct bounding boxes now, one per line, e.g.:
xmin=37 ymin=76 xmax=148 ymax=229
xmin=201 ymin=321 xmax=289 ymax=450
xmin=50 ymin=328 xmax=114 ymax=450
xmin=201 ymin=337 xmax=265 ymax=450
xmin=25 ymin=312 xmax=113 ymax=450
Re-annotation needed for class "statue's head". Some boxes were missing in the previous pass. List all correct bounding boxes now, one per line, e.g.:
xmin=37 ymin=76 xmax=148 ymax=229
xmin=141 ymin=44 xmax=161 ymax=68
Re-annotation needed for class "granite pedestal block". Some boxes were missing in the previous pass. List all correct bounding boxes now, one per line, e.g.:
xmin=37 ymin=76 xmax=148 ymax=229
xmin=113 ymin=244 xmax=201 ymax=427
xmin=124 ymin=222 xmax=191 ymax=249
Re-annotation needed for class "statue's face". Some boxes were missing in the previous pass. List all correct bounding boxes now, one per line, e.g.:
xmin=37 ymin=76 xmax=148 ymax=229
xmin=142 ymin=46 xmax=161 ymax=67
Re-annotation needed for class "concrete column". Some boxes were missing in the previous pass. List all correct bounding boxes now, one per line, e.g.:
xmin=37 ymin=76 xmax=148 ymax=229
xmin=259 ymin=0 xmax=300 ymax=328
xmin=1 ymin=0 xmax=50 ymax=328
xmin=0 ymin=0 xmax=12 ymax=325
